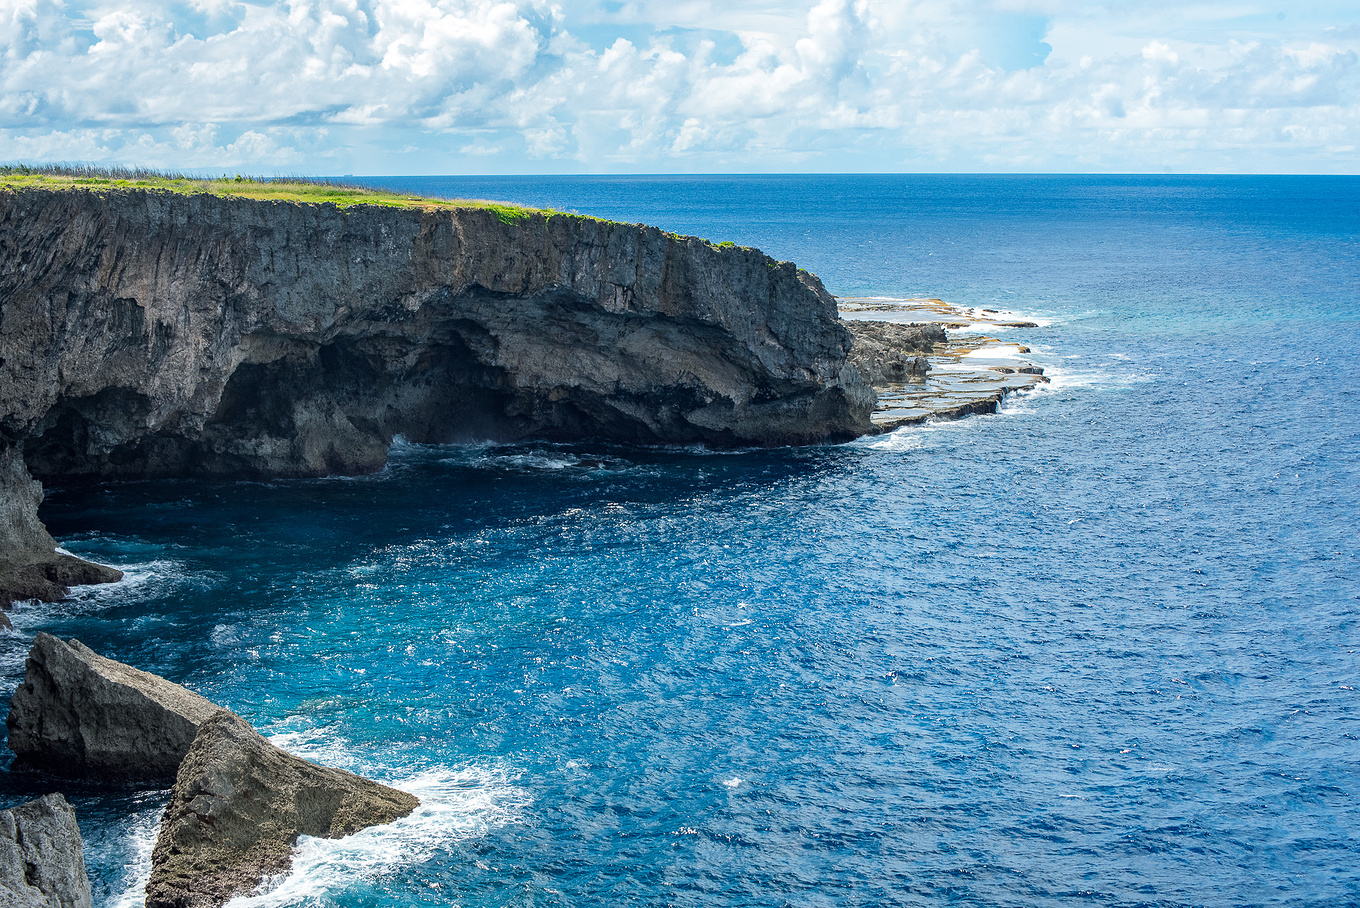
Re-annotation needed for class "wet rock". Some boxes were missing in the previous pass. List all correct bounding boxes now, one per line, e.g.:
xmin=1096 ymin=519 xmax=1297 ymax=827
xmin=998 ymin=321 xmax=1039 ymax=328
xmin=0 ymin=793 xmax=92 ymax=908
xmin=7 ymin=633 xmax=224 ymax=782
xmin=931 ymin=394 xmax=1005 ymax=420
xmin=145 ymin=711 xmax=419 ymax=908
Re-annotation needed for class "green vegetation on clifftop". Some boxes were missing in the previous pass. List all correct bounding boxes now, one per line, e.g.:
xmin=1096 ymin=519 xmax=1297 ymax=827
xmin=1 ymin=165 xmax=784 ymax=249
xmin=0 ymin=164 xmax=553 ymax=224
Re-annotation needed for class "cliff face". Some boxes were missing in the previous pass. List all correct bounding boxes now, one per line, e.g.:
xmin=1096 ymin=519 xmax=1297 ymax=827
xmin=0 ymin=188 xmax=873 ymax=600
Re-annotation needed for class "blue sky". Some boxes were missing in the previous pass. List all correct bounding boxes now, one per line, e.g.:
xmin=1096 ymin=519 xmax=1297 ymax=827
xmin=2 ymin=0 xmax=1357 ymax=174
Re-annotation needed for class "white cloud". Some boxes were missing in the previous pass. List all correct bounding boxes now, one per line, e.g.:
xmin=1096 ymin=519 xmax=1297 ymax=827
xmin=0 ymin=0 xmax=1357 ymax=172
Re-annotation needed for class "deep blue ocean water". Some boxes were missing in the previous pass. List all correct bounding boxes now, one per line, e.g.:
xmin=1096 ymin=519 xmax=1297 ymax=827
xmin=2 ymin=175 xmax=1358 ymax=907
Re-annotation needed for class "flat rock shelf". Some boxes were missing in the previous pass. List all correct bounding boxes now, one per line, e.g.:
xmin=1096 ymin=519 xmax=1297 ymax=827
xmin=840 ymin=297 xmax=1049 ymax=430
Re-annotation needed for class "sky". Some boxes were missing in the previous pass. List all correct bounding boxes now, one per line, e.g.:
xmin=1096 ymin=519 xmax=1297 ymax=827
xmin=1 ymin=0 xmax=1358 ymax=174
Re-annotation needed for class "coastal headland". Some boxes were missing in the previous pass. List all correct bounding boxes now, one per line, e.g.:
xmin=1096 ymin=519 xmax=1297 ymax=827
xmin=0 ymin=173 xmax=876 ymax=604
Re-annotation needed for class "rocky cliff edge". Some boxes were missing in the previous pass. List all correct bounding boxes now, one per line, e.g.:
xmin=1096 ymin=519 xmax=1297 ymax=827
xmin=0 ymin=187 xmax=873 ymax=601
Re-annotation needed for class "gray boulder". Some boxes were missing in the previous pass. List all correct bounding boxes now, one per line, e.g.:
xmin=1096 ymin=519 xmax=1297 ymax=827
xmin=145 ymin=711 xmax=419 ymax=908
xmin=7 ymin=633 xmax=224 ymax=782
xmin=0 ymin=793 xmax=92 ymax=908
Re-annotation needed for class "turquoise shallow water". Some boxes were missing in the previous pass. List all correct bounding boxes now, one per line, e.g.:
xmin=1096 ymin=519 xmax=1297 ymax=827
xmin=2 ymin=175 xmax=1359 ymax=907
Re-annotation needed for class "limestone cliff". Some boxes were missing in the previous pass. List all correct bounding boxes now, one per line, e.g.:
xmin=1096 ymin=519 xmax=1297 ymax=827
xmin=0 ymin=187 xmax=873 ymax=601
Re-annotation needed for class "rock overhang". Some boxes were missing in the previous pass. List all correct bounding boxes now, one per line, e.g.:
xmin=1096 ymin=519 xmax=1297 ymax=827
xmin=0 ymin=187 xmax=874 ymax=602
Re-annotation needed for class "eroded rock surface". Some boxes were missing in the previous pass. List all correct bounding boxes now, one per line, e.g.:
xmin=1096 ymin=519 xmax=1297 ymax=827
xmin=0 ymin=793 xmax=92 ymax=908
xmin=145 ymin=711 xmax=419 ymax=908
xmin=7 ymin=633 xmax=223 ymax=782
xmin=0 ymin=188 xmax=875 ymax=600
xmin=844 ymin=321 xmax=944 ymax=384
xmin=841 ymin=308 xmax=1048 ymax=431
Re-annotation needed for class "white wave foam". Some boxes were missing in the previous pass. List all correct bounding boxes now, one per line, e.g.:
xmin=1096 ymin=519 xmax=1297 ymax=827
xmin=860 ymin=427 xmax=932 ymax=452
xmin=223 ymin=765 xmax=529 ymax=908
xmin=1034 ymin=361 xmax=1154 ymax=394
xmin=478 ymin=452 xmax=582 ymax=471
xmin=107 ymin=809 xmax=164 ymax=908
xmin=74 ymin=558 xmax=199 ymax=599
xmin=962 ymin=344 xmax=1026 ymax=360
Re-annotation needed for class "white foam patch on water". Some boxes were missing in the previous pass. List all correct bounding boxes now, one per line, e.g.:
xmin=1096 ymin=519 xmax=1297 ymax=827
xmin=2 ymin=558 xmax=204 ymax=637
xmin=1033 ymin=360 xmax=1155 ymax=394
xmin=107 ymin=811 xmax=162 ymax=908
xmin=479 ymin=452 xmax=583 ymax=471
xmin=859 ymin=424 xmax=952 ymax=453
xmin=222 ymin=765 xmax=529 ymax=908
xmin=862 ymin=432 xmax=919 ymax=453
xmin=74 ymin=555 xmax=206 ymax=601
xmin=963 ymin=344 xmax=1026 ymax=360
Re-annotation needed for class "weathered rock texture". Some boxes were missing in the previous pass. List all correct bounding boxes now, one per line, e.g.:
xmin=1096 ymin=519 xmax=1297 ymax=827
xmin=0 ymin=447 xmax=121 ymax=607
xmin=844 ymin=320 xmax=945 ymax=384
xmin=0 ymin=793 xmax=93 ymax=908
xmin=0 ymin=187 xmax=874 ymax=600
xmin=145 ymin=710 xmax=419 ymax=908
xmin=7 ymin=633 xmax=224 ymax=782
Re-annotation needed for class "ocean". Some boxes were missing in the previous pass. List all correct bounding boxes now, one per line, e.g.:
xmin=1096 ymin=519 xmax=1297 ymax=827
xmin=2 ymin=174 xmax=1358 ymax=907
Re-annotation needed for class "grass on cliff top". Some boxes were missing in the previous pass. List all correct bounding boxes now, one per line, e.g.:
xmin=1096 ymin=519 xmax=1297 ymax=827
xmin=0 ymin=164 xmax=553 ymax=224
xmin=1 ymin=165 xmax=767 ymax=249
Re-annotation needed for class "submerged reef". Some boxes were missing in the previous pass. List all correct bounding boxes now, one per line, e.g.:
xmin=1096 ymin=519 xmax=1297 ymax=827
xmin=0 ymin=186 xmax=874 ymax=602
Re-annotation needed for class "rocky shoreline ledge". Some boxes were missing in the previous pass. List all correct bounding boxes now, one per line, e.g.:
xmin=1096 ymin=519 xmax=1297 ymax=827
xmin=841 ymin=297 xmax=1049 ymax=429
xmin=0 ymin=186 xmax=1053 ymax=608
xmin=3 ymin=633 xmax=417 ymax=907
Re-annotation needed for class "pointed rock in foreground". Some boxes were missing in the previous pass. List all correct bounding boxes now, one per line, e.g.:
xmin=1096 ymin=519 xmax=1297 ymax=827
xmin=0 ymin=793 xmax=93 ymax=908
xmin=6 ymin=633 xmax=224 ymax=782
xmin=145 ymin=711 xmax=419 ymax=908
